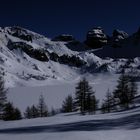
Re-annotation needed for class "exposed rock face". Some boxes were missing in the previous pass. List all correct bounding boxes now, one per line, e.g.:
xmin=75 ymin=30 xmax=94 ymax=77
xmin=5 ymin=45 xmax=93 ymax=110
xmin=85 ymin=27 xmax=108 ymax=48
xmin=52 ymin=34 xmax=89 ymax=52
xmin=113 ymin=29 xmax=128 ymax=41
xmin=130 ymin=27 xmax=140 ymax=46
xmin=52 ymin=34 xmax=75 ymax=42
xmin=7 ymin=40 xmax=85 ymax=66
xmin=110 ymin=29 xmax=128 ymax=48
xmin=93 ymin=27 xmax=140 ymax=58
xmin=7 ymin=41 xmax=49 ymax=62
xmin=49 ymin=52 xmax=86 ymax=67
xmin=1 ymin=26 xmax=44 ymax=42
xmin=6 ymin=26 xmax=33 ymax=42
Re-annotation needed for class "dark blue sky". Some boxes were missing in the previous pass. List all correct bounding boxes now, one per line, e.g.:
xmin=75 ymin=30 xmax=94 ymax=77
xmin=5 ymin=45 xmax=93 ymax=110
xmin=1 ymin=0 xmax=140 ymax=40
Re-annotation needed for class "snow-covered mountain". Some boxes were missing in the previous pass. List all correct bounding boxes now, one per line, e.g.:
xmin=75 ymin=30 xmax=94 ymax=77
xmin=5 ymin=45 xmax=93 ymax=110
xmin=0 ymin=26 xmax=140 ymax=88
xmin=0 ymin=26 xmax=100 ymax=87
xmin=0 ymin=27 xmax=140 ymax=140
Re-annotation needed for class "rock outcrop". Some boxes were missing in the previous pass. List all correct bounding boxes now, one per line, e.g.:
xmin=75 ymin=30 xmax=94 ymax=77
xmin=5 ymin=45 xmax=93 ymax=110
xmin=85 ymin=27 xmax=108 ymax=48
xmin=52 ymin=34 xmax=75 ymax=42
xmin=110 ymin=29 xmax=128 ymax=47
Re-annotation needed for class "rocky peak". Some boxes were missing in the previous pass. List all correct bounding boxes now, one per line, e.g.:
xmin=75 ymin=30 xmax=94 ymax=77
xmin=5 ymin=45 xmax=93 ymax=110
xmin=87 ymin=27 xmax=107 ymax=39
xmin=85 ymin=27 xmax=108 ymax=48
xmin=112 ymin=29 xmax=128 ymax=42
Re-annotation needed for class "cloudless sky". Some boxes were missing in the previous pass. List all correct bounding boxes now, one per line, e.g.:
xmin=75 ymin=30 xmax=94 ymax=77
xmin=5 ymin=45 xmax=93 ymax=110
xmin=0 ymin=0 xmax=140 ymax=40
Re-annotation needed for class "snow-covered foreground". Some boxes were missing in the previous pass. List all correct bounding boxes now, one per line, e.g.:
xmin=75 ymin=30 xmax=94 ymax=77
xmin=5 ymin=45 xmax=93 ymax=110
xmin=0 ymin=107 xmax=140 ymax=140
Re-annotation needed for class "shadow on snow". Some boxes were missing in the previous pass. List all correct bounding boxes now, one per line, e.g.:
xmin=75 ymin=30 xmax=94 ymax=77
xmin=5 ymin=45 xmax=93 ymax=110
xmin=0 ymin=113 xmax=140 ymax=134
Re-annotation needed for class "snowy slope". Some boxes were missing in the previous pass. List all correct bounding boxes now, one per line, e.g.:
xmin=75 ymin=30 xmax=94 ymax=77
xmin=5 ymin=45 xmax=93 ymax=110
xmin=0 ymin=26 xmax=139 ymax=88
xmin=0 ymin=26 xmax=103 ymax=87
xmin=0 ymin=106 xmax=140 ymax=140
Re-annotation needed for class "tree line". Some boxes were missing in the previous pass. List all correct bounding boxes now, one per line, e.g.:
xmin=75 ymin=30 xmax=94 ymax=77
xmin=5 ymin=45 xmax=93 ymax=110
xmin=101 ymin=74 xmax=138 ymax=113
xmin=61 ymin=74 xmax=138 ymax=114
xmin=0 ymin=72 xmax=138 ymax=121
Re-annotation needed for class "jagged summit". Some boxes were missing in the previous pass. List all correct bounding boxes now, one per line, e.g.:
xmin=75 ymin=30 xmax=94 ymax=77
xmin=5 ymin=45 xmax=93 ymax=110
xmin=85 ymin=27 xmax=108 ymax=48
xmin=112 ymin=29 xmax=128 ymax=42
xmin=90 ymin=27 xmax=140 ymax=58
xmin=85 ymin=27 xmax=130 ymax=49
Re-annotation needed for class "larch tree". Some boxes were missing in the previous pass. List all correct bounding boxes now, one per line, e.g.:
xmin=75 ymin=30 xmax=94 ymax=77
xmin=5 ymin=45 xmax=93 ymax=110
xmin=113 ymin=74 xmax=138 ymax=109
xmin=37 ymin=94 xmax=48 ymax=117
xmin=3 ymin=102 xmax=22 ymax=121
xmin=61 ymin=95 xmax=74 ymax=113
xmin=101 ymin=89 xmax=116 ymax=113
xmin=75 ymin=78 xmax=98 ymax=114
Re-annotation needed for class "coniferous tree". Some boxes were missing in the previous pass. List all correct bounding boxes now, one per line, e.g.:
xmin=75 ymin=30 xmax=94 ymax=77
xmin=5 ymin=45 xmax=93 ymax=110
xmin=113 ymin=74 xmax=130 ymax=109
xmin=75 ymin=79 xmax=86 ymax=114
xmin=50 ymin=107 xmax=57 ymax=116
xmin=104 ymin=89 xmax=112 ymax=113
xmin=24 ymin=95 xmax=49 ymax=119
xmin=113 ymin=74 xmax=136 ymax=109
xmin=75 ymin=78 xmax=98 ymax=114
xmin=30 ymin=105 xmax=39 ymax=118
xmin=13 ymin=108 xmax=22 ymax=120
xmin=0 ymin=75 xmax=7 ymax=119
xmin=101 ymin=89 xmax=116 ymax=113
xmin=129 ymin=77 xmax=138 ymax=104
xmin=101 ymin=102 xmax=106 ymax=114
xmin=3 ymin=102 xmax=15 ymax=121
xmin=24 ymin=106 xmax=32 ymax=119
xmin=24 ymin=105 xmax=39 ymax=119
xmin=61 ymin=95 xmax=75 ymax=113
xmin=37 ymin=95 xmax=48 ymax=117
xmin=86 ymin=91 xmax=98 ymax=114
xmin=3 ymin=102 xmax=22 ymax=121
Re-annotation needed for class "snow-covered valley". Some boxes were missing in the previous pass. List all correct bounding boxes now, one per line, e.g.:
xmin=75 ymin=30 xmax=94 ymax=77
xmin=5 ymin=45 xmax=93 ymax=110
xmin=0 ymin=26 xmax=140 ymax=140
xmin=7 ymin=73 xmax=119 ymax=112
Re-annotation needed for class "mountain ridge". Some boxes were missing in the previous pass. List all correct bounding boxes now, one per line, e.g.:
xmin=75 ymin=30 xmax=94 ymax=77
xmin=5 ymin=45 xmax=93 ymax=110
xmin=0 ymin=26 xmax=140 ymax=88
